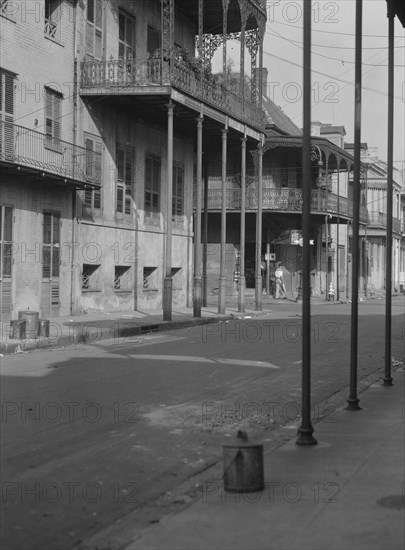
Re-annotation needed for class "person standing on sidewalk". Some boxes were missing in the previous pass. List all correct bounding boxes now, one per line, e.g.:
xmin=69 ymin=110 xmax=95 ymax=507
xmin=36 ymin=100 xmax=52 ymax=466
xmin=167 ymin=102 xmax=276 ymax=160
xmin=275 ymin=262 xmax=287 ymax=299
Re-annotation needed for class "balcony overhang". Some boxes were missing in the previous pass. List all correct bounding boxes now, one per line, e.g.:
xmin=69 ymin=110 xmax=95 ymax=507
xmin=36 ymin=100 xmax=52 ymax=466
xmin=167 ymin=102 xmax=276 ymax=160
xmin=0 ymin=159 xmax=100 ymax=190
xmin=80 ymin=57 xmax=266 ymax=141
xmin=264 ymin=135 xmax=360 ymax=170
xmin=80 ymin=87 xmax=264 ymax=149
xmin=0 ymin=121 xmax=101 ymax=190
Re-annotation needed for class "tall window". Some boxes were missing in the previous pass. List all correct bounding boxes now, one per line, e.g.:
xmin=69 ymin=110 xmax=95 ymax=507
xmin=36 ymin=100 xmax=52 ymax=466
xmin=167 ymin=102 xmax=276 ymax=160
xmin=0 ymin=70 xmax=14 ymax=158
xmin=147 ymin=26 xmax=160 ymax=55
xmin=0 ymin=205 xmax=13 ymax=279
xmin=119 ymin=11 xmax=135 ymax=60
xmin=172 ymin=162 xmax=184 ymax=220
xmin=145 ymin=155 xmax=161 ymax=217
xmin=44 ymin=0 xmax=61 ymax=41
xmin=86 ymin=0 xmax=103 ymax=59
xmin=45 ymin=88 xmax=62 ymax=148
xmin=42 ymin=212 xmax=60 ymax=279
xmin=84 ymin=134 xmax=102 ymax=211
xmin=116 ymin=145 xmax=133 ymax=215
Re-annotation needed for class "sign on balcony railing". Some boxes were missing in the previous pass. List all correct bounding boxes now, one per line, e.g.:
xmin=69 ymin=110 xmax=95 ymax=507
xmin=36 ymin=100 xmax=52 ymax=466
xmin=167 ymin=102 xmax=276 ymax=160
xmin=0 ymin=120 xmax=101 ymax=186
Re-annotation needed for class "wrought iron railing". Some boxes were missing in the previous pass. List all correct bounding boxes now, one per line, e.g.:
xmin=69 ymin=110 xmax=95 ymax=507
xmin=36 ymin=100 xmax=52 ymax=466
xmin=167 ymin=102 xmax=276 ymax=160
xmin=80 ymin=57 xmax=265 ymax=129
xmin=367 ymin=211 xmax=401 ymax=233
xmin=197 ymin=187 xmax=368 ymax=222
xmin=0 ymin=120 xmax=101 ymax=186
xmin=44 ymin=18 xmax=57 ymax=38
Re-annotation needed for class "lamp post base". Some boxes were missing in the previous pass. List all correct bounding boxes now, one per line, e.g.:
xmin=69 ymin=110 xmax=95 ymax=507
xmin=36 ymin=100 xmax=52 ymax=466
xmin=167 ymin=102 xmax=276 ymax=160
xmin=346 ymin=397 xmax=361 ymax=411
xmin=382 ymin=376 xmax=393 ymax=386
xmin=296 ymin=426 xmax=317 ymax=446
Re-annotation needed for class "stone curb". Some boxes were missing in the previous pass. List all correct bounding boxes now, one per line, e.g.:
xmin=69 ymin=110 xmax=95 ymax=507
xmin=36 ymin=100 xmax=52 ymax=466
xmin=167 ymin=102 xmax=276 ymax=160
xmin=0 ymin=314 xmax=237 ymax=355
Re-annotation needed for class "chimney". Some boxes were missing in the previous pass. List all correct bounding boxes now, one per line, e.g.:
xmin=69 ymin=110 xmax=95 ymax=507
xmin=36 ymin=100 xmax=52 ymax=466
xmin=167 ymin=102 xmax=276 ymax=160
xmin=311 ymin=121 xmax=322 ymax=136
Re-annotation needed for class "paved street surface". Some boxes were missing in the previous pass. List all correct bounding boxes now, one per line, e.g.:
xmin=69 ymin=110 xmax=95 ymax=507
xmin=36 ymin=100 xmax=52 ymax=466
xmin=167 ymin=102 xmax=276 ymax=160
xmin=1 ymin=298 xmax=404 ymax=549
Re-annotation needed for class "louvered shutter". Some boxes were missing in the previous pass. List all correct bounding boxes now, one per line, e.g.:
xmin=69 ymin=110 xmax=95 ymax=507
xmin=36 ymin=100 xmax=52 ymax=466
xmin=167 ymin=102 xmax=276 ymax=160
xmin=94 ymin=140 xmax=102 ymax=207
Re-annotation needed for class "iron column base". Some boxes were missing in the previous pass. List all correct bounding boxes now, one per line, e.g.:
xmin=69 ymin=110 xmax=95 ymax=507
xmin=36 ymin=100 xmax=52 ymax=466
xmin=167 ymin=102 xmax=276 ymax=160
xmin=382 ymin=376 xmax=393 ymax=386
xmin=346 ymin=397 xmax=361 ymax=411
xmin=163 ymin=277 xmax=173 ymax=321
xmin=238 ymin=276 xmax=246 ymax=313
xmin=296 ymin=427 xmax=317 ymax=446
xmin=193 ymin=277 xmax=202 ymax=318
xmin=218 ymin=276 xmax=226 ymax=314
xmin=255 ymin=276 xmax=262 ymax=311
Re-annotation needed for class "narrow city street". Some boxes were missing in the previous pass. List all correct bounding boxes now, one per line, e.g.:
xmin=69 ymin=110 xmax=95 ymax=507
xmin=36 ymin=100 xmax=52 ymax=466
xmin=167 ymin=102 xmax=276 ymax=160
xmin=1 ymin=302 xmax=404 ymax=550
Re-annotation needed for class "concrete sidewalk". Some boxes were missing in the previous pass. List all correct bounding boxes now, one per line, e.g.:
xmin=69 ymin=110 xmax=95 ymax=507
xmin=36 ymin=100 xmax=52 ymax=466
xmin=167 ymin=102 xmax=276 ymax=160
xmin=0 ymin=292 xmax=325 ymax=355
xmin=1 ymin=293 xmax=402 ymax=355
xmin=113 ymin=365 xmax=404 ymax=550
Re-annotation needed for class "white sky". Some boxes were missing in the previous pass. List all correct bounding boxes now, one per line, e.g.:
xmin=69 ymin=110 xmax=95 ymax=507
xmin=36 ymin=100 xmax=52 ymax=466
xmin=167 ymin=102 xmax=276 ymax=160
xmin=217 ymin=0 xmax=405 ymax=174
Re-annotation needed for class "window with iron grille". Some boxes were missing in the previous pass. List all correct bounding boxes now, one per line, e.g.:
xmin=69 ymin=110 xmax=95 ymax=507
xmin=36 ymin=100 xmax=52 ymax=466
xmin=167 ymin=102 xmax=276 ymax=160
xmin=84 ymin=134 xmax=102 ymax=213
xmin=114 ymin=265 xmax=131 ymax=291
xmin=45 ymin=87 xmax=62 ymax=150
xmin=44 ymin=0 xmax=61 ymax=41
xmin=86 ymin=0 xmax=103 ymax=59
xmin=116 ymin=145 xmax=133 ymax=215
xmin=143 ymin=266 xmax=157 ymax=290
xmin=145 ymin=155 xmax=160 ymax=218
xmin=0 ymin=69 xmax=14 ymax=159
xmin=82 ymin=263 xmax=100 ymax=291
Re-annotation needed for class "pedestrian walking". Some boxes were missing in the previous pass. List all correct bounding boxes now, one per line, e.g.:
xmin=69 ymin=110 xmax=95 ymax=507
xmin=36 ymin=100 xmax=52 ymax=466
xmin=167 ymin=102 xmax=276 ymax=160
xmin=275 ymin=262 xmax=287 ymax=299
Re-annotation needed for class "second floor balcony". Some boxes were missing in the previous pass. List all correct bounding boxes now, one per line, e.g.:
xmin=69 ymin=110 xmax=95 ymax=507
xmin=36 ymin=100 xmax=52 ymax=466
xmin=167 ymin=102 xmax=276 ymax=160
xmin=0 ymin=120 xmax=101 ymax=188
xmin=367 ymin=210 xmax=401 ymax=233
xmin=197 ymin=187 xmax=368 ymax=223
xmin=80 ymin=56 xmax=265 ymax=131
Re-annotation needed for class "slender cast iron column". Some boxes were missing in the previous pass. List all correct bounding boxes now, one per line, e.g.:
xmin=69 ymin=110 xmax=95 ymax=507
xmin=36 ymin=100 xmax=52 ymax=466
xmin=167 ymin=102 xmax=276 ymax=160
xmin=163 ymin=101 xmax=174 ymax=321
xmin=325 ymin=215 xmax=329 ymax=301
xmin=296 ymin=0 xmax=317 ymax=446
xmin=218 ymin=128 xmax=228 ymax=314
xmin=383 ymin=3 xmax=395 ymax=386
xmin=194 ymin=114 xmax=203 ymax=317
xmin=336 ymin=166 xmax=340 ymax=301
xmin=347 ymin=0 xmax=363 ymax=411
xmin=202 ymin=160 xmax=208 ymax=307
xmin=255 ymin=143 xmax=263 ymax=310
xmin=238 ymin=136 xmax=247 ymax=313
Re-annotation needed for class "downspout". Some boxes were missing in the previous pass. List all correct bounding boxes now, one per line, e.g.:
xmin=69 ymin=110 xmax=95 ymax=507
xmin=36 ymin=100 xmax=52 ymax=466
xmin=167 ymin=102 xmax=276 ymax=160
xmin=70 ymin=0 xmax=78 ymax=315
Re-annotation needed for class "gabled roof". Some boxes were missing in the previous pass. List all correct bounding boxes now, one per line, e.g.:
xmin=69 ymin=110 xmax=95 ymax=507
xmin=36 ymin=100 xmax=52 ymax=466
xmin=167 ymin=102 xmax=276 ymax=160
xmin=262 ymin=96 xmax=302 ymax=137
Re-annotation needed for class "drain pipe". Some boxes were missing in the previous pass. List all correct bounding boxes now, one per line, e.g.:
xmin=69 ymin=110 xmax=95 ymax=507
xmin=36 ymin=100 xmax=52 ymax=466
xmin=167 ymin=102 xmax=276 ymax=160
xmin=70 ymin=0 xmax=79 ymax=315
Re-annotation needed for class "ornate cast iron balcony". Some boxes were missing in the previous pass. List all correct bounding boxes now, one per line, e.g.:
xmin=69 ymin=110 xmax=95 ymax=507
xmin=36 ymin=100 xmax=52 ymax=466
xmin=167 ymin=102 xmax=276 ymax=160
xmin=197 ymin=187 xmax=368 ymax=222
xmin=0 ymin=120 xmax=101 ymax=187
xmin=367 ymin=210 xmax=401 ymax=233
xmin=80 ymin=56 xmax=265 ymax=130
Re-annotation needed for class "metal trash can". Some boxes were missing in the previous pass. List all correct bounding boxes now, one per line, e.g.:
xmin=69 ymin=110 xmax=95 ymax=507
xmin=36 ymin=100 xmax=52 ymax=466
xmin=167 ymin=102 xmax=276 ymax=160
xmin=37 ymin=319 xmax=50 ymax=338
xmin=223 ymin=430 xmax=264 ymax=493
xmin=18 ymin=311 xmax=39 ymax=339
xmin=9 ymin=320 xmax=26 ymax=340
